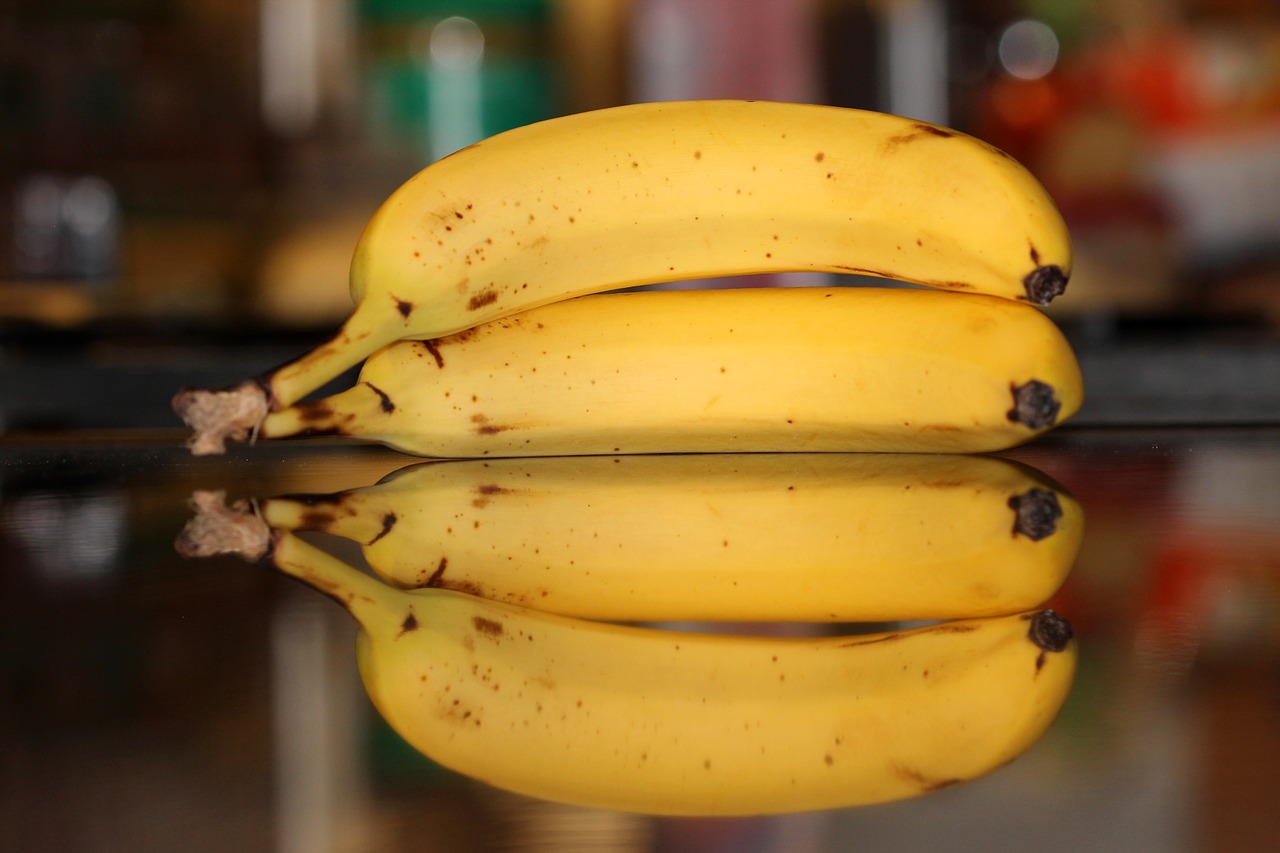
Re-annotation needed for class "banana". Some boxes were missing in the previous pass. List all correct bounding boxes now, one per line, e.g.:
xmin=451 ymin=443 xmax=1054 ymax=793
xmin=254 ymin=530 xmax=1077 ymax=815
xmin=243 ymin=453 xmax=1083 ymax=622
xmin=172 ymin=100 xmax=1072 ymax=454
xmin=256 ymin=286 xmax=1083 ymax=457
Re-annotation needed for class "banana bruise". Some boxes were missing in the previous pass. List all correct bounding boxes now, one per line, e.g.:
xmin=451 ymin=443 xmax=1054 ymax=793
xmin=259 ymin=453 xmax=1083 ymax=622
xmin=173 ymin=100 xmax=1071 ymax=453
xmin=266 ymin=531 xmax=1078 ymax=816
xmin=259 ymin=286 xmax=1084 ymax=456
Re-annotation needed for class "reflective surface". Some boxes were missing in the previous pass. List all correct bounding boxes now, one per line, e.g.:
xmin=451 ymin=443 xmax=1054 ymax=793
xmin=2 ymin=427 xmax=1279 ymax=852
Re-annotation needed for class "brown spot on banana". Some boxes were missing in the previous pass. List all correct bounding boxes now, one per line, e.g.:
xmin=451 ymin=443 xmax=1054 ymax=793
xmin=885 ymin=122 xmax=957 ymax=146
xmin=393 ymin=296 xmax=414 ymax=318
xmin=423 ymin=555 xmax=492 ymax=598
xmin=472 ymin=484 xmax=512 ymax=508
xmin=419 ymin=340 xmax=445 ymax=367
xmin=472 ymin=616 xmax=504 ymax=638
xmin=445 ymin=579 xmax=489 ymax=598
xmin=893 ymin=763 xmax=964 ymax=792
xmin=467 ymin=288 xmax=498 ymax=310
xmin=287 ymin=401 xmax=357 ymax=437
xmin=300 ymin=511 xmax=336 ymax=529
xmin=367 ymin=512 xmax=397 ymax=546
xmin=398 ymin=610 xmax=419 ymax=636
xmin=470 ymin=413 xmax=515 ymax=435
xmin=364 ymin=382 xmax=395 ymax=413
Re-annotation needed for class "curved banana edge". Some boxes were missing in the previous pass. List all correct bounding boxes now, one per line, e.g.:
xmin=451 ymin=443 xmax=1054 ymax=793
xmin=257 ymin=453 xmax=1083 ymax=622
xmin=259 ymin=532 xmax=1079 ymax=817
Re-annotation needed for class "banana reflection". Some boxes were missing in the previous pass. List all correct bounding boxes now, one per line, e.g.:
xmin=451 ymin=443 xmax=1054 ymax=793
xmin=252 ymin=531 xmax=1079 ymax=816
xmin=221 ymin=452 xmax=1083 ymax=623
xmin=178 ymin=453 xmax=1083 ymax=814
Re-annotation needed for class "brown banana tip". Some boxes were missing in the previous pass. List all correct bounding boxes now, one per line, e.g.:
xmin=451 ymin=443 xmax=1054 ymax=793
xmin=172 ymin=380 xmax=271 ymax=456
xmin=1009 ymin=488 xmax=1063 ymax=541
xmin=1023 ymin=265 xmax=1068 ymax=305
xmin=1027 ymin=609 xmax=1073 ymax=653
xmin=1008 ymin=380 xmax=1061 ymax=430
xmin=175 ymin=489 xmax=272 ymax=562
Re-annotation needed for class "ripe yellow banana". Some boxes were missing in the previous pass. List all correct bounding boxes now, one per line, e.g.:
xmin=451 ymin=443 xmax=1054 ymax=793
xmin=246 ymin=452 xmax=1082 ymax=622
xmin=257 ymin=530 xmax=1077 ymax=815
xmin=172 ymin=100 xmax=1071 ymax=454
xmin=257 ymin=286 xmax=1083 ymax=456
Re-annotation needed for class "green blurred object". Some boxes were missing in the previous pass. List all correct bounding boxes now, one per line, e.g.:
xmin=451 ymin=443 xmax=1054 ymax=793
xmin=361 ymin=0 xmax=552 ymax=24
xmin=359 ymin=0 xmax=558 ymax=163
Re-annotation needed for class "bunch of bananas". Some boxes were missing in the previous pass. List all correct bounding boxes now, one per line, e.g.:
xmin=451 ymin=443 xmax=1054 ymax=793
xmin=172 ymin=99 xmax=1080 ymax=456
xmin=175 ymin=101 xmax=1084 ymax=814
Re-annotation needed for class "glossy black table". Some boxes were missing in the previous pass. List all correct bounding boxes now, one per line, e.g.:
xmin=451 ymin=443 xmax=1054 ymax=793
xmin=2 ymin=426 xmax=1278 ymax=853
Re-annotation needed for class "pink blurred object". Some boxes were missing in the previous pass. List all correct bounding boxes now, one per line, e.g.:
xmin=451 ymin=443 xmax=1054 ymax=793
xmin=630 ymin=0 xmax=821 ymax=291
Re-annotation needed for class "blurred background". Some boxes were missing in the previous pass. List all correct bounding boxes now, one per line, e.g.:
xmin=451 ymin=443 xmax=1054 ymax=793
xmin=1 ymin=0 xmax=1279 ymax=430
xmin=3 ymin=4 xmax=1280 ymax=853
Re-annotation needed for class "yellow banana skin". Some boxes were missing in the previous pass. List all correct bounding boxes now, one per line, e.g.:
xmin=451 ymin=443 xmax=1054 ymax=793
xmin=173 ymin=100 xmax=1071 ymax=452
xmin=260 ymin=453 xmax=1083 ymax=622
xmin=260 ymin=286 xmax=1083 ymax=456
xmin=264 ymin=531 xmax=1077 ymax=816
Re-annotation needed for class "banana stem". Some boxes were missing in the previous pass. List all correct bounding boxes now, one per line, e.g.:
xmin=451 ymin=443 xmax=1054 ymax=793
xmin=265 ymin=299 xmax=405 ymax=409
xmin=270 ymin=530 xmax=403 ymax=630
xmin=176 ymin=492 xmax=403 ymax=630
xmin=261 ymin=492 xmax=392 ymax=545
xmin=259 ymin=383 xmax=381 ymax=441
xmin=172 ymin=302 xmax=402 ymax=455
xmin=176 ymin=490 xmax=272 ymax=560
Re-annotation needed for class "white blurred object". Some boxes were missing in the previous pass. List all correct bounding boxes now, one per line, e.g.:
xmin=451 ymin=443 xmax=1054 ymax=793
xmin=62 ymin=176 xmax=120 ymax=278
xmin=13 ymin=174 xmax=119 ymax=280
xmin=3 ymin=491 xmax=127 ymax=585
xmin=271 ymin=588 xmax=373 ymax=853
xmin=881 ymin=0 xmax=948 ymax=125
xmin=421 ymin=15 xmax=486 ymax=162
xmin=262 ymin=0 xmax=320 ymax=135
xmin=1148 ymin=125 xmax=1280 ymax=265
xmin=998 ymin=18 xmax=1060 ymax=81
xmin=261 ymin=0 xmax=357 ymax=137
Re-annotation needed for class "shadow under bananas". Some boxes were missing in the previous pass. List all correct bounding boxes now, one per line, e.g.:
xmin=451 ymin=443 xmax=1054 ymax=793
xmin=177 ymin=452 xmax=1082 ymax=816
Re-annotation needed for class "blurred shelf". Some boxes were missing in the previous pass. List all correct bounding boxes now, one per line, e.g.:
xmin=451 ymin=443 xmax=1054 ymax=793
xmin=1062 ymin=315 xmax=1280 ymax=427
